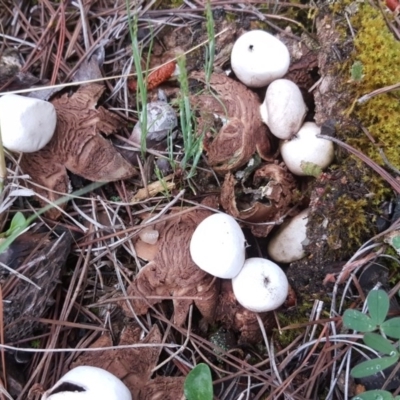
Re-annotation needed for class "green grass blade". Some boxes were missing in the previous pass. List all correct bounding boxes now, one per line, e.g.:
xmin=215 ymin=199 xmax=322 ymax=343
xmin=204 ymin=1 xmax=215 ymax=87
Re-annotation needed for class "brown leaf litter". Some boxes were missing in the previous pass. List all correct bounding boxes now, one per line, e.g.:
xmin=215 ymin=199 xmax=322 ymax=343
xmin=220 ymin=163 xmax=297 ymax=237
xmin=190 ymin=72 xmax=275 ymax=175
xmin=20 ymin=83 xmax=137 ymax=219
xmin=70 ymin=324 xmax=185 ymax=400
xmin=121 ymin=206 xmax=219 ymax=326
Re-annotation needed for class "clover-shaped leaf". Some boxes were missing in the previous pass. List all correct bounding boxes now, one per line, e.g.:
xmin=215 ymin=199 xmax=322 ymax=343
xmin=367 ymin=289 xmax=389 ymax=326
xmin=363 ymin=332 xmax=397 ymax=355
xmin=352 ymin=390 xmax=398 ymax=400
xmin=381 ymin=317 xmax=400 ymax=339
xmin=343 ymin=309 xmax=376 ymax=332
xmin=351 ymin=354 xmax=399 ymax=378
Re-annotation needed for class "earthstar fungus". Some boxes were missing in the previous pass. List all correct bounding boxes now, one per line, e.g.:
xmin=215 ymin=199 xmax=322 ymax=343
xmin=122 ymin=207 xmax=219 ymax=326
xmin=41 ymin=366 xmax=131 ymax=400
xmin=20 ymin=84 xmax=136 ymax=219
xmin=232 ymin=258 xmax=289 ymax=312
xmin=190 ymin=72 xmax=274 ymax=175
xmin=190 ymin=213 xmax=246 ymax=279
xmin=70 ymin=325 xmax=185 ymax=400
xmin=230 ymin=30 xmax=290 ymax=88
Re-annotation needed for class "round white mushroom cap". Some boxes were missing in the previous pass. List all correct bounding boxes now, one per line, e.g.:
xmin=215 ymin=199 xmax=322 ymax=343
xmin=0 ymin=94 xmax=56 ymax=153
xmin=41 ymin=366 xmax=132 ymax=400
xmin=190 ymin=213 xmax=246 ymax=279
xmin=280 ymin=122 xmax=335 ymax=176
xmin=131 ymin=101 xmax=177 ymax=144
xmin=232 ymin=258 xmax=289 ymax=312
xmin=231 ymin=30 xmax=290 ymax=88
xmin=267 ymin=208 xmax=309 ymax=263
xmin=260 ymin=79 xmax=307 ymax=140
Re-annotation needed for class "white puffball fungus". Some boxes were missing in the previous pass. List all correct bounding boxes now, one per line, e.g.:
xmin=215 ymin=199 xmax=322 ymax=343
xmin=267 ymin=208 xmax=309 ymax=263
xmin=190 ymin=213 xmax=246 ymax=279
xmin=41 ymin=366 xmax=131 ymax=400
xmin=231 ymin=30 xmax=290 ymax=88
xmin=131 ymin=101 xmax=177 ymax=144
xmin=260 ymin=79 xmax=307 ymax=140
xmin=232 ymin=257 xmax=289 ymax=312
xmin=280 ymin=122 xmax=334 ymax=176
xmin=0 ymin=94 xmax=56 ymax=153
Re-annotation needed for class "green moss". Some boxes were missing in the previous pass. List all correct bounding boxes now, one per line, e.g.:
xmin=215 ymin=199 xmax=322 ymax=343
xmin=310 ymin=3 xmax=399 ymax=257
xmin=347 ymin=4 xmax=400 ymax=170
xmin=155 ymin=0 xmax=184 ymax=9
xmin=224 ymin=12 xmax=237 ymax=23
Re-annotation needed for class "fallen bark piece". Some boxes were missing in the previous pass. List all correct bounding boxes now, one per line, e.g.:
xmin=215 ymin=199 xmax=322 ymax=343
xmin=20 ymin=84 xmax=137 ymax=219
xmin=122 ymin=207 xmax=219 ymax=326
xmin=220 ymin=163 xmax=297 ymax=237
xmin=190 ymin=72 xmax=274 ymax=175
xmin=0 ymin=94 xmax=56 ymax=153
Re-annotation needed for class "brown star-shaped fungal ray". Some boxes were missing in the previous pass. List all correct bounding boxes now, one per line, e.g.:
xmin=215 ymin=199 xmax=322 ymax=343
xmin=215 ymin=280 xmax=275 ymax=344
xmin=121 ymin=206 xmax=219 ymax=326
xmin=20 ymin=84 xmax=136 ymax=219
xmin=189 ymin=72 xmax=275 ymax=175
xmin=70 ymin=324 xmax=185 ymax=400
xmin=220 ymin=163 xmax=297 ymax=237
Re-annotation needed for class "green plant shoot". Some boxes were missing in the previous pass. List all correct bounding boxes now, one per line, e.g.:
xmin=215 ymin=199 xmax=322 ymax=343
xmin=204 ymin=1 xmax=215 ymax=88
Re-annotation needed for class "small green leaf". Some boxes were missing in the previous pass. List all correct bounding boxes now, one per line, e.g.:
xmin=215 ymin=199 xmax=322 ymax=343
xmin=351 ymin=355 xmax=398 ymax=378
xmin=184 ymin=363 xmax=213 ymax=400
xmin=363 ymin=332 xmax=397 ymax=355
xmin=343 ymin=309 xmax=376 ymax=332
xmin=367 ymin=290 xmax=389 ymax=326
xmin=5 ymin=212 xmax=28 ymax=237
xmin=381 ymin=317 xmax=400 ymax=339
xmin=352 ymin=390 xmax=395 ymax=400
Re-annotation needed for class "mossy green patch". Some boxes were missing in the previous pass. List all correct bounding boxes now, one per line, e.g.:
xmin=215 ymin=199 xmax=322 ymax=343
xmin=347 ymin=4 xmax=400 ymax=170
xmin=309 ymin=2 xmax=399 ymax=257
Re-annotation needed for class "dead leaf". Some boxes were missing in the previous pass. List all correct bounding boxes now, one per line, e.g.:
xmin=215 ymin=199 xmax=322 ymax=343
xmin=190 ymin=72 xmax=275 ymax=175
xmin=221 ymin=163 xmax=297 ymax=237
xmin=20 ymin=84 xmax=137 ymax=219
xmin=122 ymin=207 xmax=219 ymax=326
